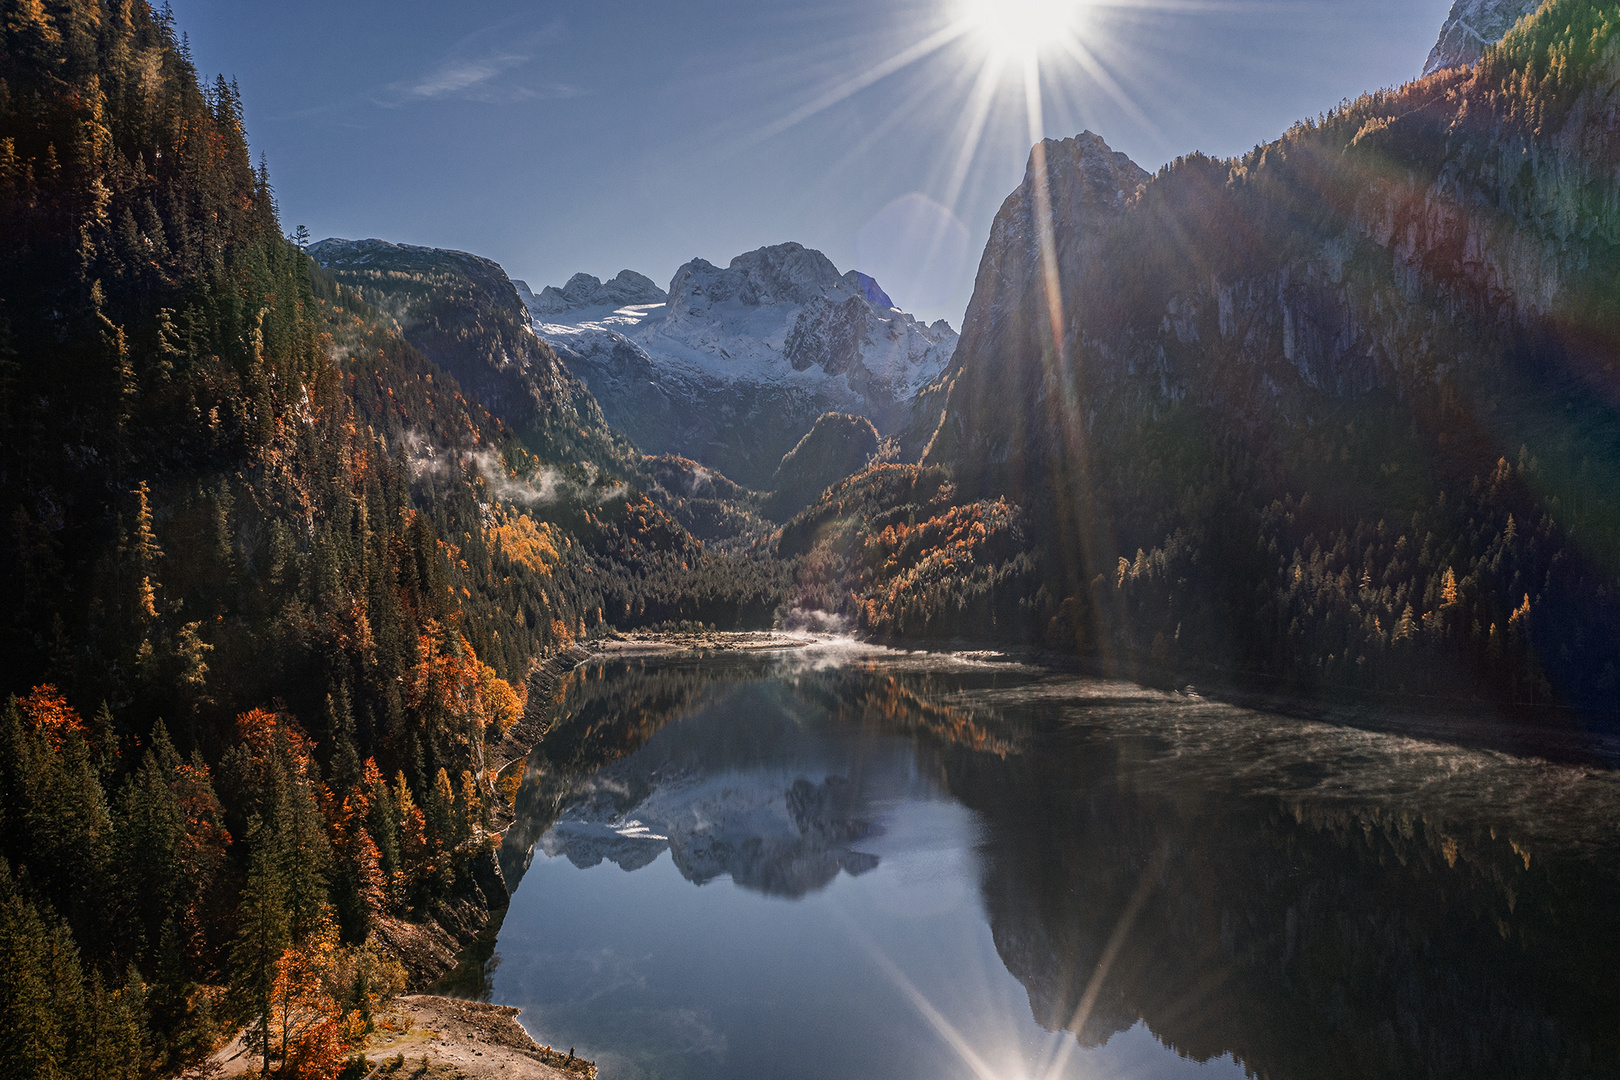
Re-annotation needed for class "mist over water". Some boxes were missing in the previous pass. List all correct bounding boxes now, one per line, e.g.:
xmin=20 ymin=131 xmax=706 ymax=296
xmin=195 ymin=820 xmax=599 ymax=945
xmin=490 ymin=647 xmax=1620 ymax=1080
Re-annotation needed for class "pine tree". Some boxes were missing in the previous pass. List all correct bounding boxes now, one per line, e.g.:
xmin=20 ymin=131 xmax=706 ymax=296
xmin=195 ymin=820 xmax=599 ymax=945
xmin=231 ymin=822 xmax=290 ymax=1079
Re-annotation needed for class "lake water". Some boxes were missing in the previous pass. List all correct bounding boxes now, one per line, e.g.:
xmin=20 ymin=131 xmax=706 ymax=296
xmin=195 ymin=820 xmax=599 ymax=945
xmin=487 ymin=642 xmax=1620 ymax=1080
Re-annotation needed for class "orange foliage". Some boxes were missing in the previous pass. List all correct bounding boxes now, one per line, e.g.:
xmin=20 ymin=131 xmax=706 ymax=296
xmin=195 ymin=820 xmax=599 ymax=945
xmin=492 ymin=513 xmax=563 ymax=575
xmin=407 ymin=621 xmax=525 ymax=757
xmin=479 ymin=666 xmax=523 ymax=740
xmin=406 ymin=621 xmax=488 ymax=751
xmin=267 ymin=919 xmax=348 ymax=1080
xmin=394 ymin=771 xmax=432 ymax=886
xmin=854 ymin=499 xmax=1022 ymax=631
xmin=18 ymin=684 xmax=87 ymax=750
xmin=235 ymin=707 xmax=316 ymax=767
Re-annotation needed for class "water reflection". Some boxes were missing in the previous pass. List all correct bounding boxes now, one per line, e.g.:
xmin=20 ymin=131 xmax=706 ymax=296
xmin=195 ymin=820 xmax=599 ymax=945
xmin=539 ymin=682 xmax=885 ymax=896
xmin=494 ymin=647 xmax=1620 ymax=1080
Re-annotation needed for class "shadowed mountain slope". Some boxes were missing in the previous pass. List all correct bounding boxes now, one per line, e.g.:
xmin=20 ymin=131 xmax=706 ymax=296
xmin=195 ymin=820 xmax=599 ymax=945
xmin=906 ymin=0 xmax=1620 ymax=714
xmin=309 ymin=237 xmax=635 ymax=471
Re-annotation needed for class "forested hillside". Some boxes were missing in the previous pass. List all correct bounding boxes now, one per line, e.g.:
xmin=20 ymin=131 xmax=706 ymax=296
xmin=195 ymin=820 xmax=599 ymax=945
xmin=307 ymin=237 xmax=636 ymax=473
xmin=850 ymin=0 xmax=1620 ymax=716
xmin=5 ymin=0 xmax=1620 ymax=1073
xmin=0 ymin=2 xmax=782 ymax=1076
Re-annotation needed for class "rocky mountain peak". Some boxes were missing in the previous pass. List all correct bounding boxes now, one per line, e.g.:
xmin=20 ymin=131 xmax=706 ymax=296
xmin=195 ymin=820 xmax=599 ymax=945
xmin=1022 ymin=131 xmax=1151 ymax=217
xmin=848 ymin=271 xmax=894 ymax=309
xmin=525 ymin=240 xmax=955 ymax=488
xmin=916 ymin=130 xmax=1150 ymax=483
xmin=521 ymin=268 xmax=666 ymax=316
xmin=666 ymin=241 xmax=850 ymax=316
xmin=1424 ymin=0 xmax=1541 ymax=75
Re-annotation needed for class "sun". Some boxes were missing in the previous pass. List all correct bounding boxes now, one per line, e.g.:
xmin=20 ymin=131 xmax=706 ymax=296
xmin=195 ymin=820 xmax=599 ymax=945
xmin=956 ymin=0 xmax=1090 ymax=60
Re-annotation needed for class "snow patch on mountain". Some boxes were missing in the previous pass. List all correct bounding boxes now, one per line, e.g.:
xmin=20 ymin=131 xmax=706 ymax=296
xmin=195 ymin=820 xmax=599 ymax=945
xmin=528 ymin=242 xmax=953 ymax=401
xmin=519 ymin=242 xmax=957 ymax=487
xmin=515 ymin=269 xmax=666 ymax=316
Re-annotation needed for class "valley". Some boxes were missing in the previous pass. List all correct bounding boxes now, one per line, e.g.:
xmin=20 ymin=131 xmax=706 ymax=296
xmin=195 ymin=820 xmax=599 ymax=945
xmin=1 ymin=0 xmax=1618 ymax=1077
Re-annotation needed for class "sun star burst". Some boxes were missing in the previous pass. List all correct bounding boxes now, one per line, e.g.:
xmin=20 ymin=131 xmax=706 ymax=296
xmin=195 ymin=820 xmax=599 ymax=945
xmin=957 ymin=0 xmax=1090 ymax=59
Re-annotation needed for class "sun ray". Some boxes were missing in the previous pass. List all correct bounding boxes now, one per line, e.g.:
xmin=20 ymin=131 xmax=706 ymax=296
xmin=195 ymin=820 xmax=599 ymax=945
xmin=863 ymin=943 xmax=1011 ymax=1080
xmin=1023 ymin=55 xmax=1067 ymax=362
xmin=1038 ymin=860 xmax=1162 ymax=1080
xmin=795 ymin=56 xmax=970 ymax=212
xmin=1056 ymin=33 xmax=1165 ymax=141
xmin=940 ymin=51 xmax=1008 ymax=210
xmin=755 ymin=19 xmax=975 ymax=142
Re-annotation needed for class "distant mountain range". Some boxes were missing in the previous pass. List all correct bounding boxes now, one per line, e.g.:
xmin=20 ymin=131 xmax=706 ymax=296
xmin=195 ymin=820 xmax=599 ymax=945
xmin=518 ymin=243 xmax=956 ymax=489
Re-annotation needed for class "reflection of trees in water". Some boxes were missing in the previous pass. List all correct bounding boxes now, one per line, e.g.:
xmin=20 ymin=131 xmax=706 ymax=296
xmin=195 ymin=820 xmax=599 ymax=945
xmin=501 ymin=657 xmax=1012 ymax=891
xmin=501 ymin=656 xmax=746 ymax=886
xmin=941 ymin=725 xmax=1620 ymax=1079
xmin=796 ymin=664 xmax=1023 ymax=757
xmin=503 ymin=656 xmax=1620 ymax=1078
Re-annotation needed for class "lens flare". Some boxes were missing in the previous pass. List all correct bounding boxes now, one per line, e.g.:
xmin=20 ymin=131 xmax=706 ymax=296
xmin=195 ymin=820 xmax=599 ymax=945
xmin=958 ymin=0 xmax=1089 ymax=59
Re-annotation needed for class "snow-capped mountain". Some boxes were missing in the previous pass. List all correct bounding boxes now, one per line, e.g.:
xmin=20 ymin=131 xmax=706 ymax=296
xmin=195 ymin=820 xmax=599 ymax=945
xmin=541 ymin=771 xmax=880 ymax=898
xmin=533 ymin=680 xmax=894 ymax=898
xmin=528 ymin=269 xmax=666 ymax=316
xmin=1423 ymin=0 xmax=1540 ymax=75
xmin=515 ymin=243 xmax=957 ymax=489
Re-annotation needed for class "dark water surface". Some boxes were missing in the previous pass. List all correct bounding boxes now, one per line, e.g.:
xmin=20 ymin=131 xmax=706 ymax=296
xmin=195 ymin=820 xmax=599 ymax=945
xmin=488 ymin=642 xmax=1620 ymax=1080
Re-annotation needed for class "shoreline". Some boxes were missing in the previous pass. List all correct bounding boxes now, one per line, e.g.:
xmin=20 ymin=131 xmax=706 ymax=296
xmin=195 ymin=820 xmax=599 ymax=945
xmin=394 ymin=627 xmax=1616 ymax=1076
xmin=572 ymin=628 xmax=1620 ymax=768
xmin=210 ymin=995 xmax=596 ymax=1079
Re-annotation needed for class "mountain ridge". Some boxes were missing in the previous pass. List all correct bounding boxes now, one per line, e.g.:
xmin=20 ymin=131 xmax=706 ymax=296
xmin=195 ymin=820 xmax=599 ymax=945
xmin=912 ymin=0 xmax=1620 ymax=709
xmin=526 ymin=242 xmax=956 ymax=488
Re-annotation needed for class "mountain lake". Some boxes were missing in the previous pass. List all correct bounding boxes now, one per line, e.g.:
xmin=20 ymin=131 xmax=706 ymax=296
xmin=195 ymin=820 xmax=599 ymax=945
xmin=474 ymin=640 xmax=1620 ymax=1080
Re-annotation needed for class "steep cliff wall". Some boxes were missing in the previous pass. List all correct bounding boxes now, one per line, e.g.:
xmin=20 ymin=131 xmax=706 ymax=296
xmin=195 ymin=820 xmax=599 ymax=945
xmin=925 ymin=0 xmax=1620 ymax=709
xmin=1426 ymin=0 xmax=1543 ymax=75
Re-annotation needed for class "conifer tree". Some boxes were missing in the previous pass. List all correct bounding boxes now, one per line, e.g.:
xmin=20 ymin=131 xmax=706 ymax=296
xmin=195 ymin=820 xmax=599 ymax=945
xmin=231 ymin=822 xmax=290 ymax=1079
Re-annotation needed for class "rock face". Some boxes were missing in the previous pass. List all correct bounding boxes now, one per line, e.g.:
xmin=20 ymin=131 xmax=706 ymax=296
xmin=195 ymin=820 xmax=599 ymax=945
xmin=524 ymin=242 xmax=956 ymax=489
xmin=923 ymin=131 xmax=1150 ymax=496
xmin=310 ymin=238 xmax=629 ymax=467
xmin=924 ymin=6 xmax=1620 ymax=708
xmin=1424 ymin=0 xmax=1541 ymax=75
xmin=931 ymin=74 xmax=1620 ymax=501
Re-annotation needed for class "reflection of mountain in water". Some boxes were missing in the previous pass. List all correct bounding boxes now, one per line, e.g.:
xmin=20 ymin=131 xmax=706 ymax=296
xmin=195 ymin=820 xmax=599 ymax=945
xmin=501 ymin=652 xmax=1017 ymax=892
xmin=517 ymin=669 xmax=954 ymax=897
xmin=931 ymin=690 xmax=1620 ymax=1080
xmin=543 ymin=767 xmax=880 ymax=898
xmin=506 ymin=653 xmax=1620 ymax=1078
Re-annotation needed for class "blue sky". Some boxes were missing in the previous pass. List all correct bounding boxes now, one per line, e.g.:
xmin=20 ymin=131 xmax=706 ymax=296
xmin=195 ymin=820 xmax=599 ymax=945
xmin=168 ymin=0 xmax=1454 ymax=326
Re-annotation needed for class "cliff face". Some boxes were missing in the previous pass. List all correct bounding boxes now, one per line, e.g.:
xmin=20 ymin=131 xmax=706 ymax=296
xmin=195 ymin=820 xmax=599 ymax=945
xmin=924 ymin=1 xmax=1620 ymax=708
xmin=921 ymin=132 xmax=1149 ymax=494
xmin=933 ymin=43 xmax=1620 ymax=489
xmin=1426 ymin=0 xmax=1543 ymax=74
